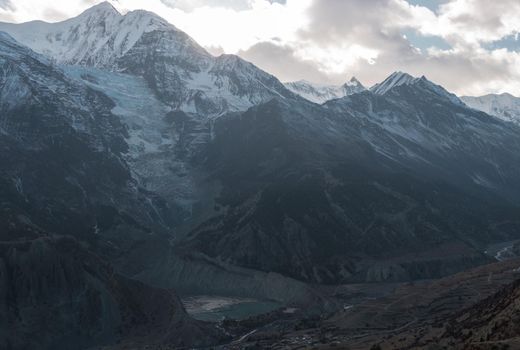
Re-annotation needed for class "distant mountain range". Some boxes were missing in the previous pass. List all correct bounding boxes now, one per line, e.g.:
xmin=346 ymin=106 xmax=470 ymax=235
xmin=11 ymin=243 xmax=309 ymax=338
xmin=288 ymin=73 xmax=520 ymax=129
xmin=462 ymin=93 xmax=520 ymax=125
xmin=2 ymin=2 xmax=520 ymax=349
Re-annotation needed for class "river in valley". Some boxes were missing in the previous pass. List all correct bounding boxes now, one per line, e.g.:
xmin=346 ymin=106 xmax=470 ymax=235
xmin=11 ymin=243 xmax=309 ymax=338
xmin=485 ymin=239 xmax=520 ymax=261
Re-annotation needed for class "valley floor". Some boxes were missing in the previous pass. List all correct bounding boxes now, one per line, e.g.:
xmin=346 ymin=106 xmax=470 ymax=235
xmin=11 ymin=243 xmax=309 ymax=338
xmin=212 ymin=250 xmax=520 ymax=349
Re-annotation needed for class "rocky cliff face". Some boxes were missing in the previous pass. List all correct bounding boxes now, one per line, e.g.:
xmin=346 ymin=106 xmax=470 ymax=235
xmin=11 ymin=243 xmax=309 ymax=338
xmin=118 ymin=34 xmax=293 ymax=115
xmin=0 ymin=236 xmax=222 ymax=350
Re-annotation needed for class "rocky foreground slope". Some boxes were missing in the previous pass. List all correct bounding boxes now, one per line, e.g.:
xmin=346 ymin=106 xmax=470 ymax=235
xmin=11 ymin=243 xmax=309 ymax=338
xmin=367 ymin=264 xmax=520 ymax=350
xmin=225 ymin=258 xmax=520 ymax=349
xmin=0 ymin=236 xmax=223 ymax=350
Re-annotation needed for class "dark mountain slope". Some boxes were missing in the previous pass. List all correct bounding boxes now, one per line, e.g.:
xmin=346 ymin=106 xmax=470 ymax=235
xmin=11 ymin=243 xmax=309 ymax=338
xmin=179 ymin=77 xmax=520 ymax=284
xmin=0 ymin=32 xmax=176 ymax=273
xmin=0 ymin=236 xmax=223 ymax=350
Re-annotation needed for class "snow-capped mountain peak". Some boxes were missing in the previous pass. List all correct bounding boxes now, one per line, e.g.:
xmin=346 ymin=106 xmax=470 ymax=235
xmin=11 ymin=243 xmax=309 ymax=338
xmin=345 ymin=76 xmax=362 ymax=87
xmin=343 ymin=76 xmax=366 ymax=95
xmin=370 ymin=71 xmax=464 ymax=106
xmin=81 ymin=1 xmax=119 ymax=15
xmin=370 ymin=71 xmax=419 ymax=95
xmin=284 ymin=76 xmax=366 ymax=104
xmin=0 ymin=2 xmax=178 ymax=67
xmin=0 ymin=3 xmax=294 ymax=116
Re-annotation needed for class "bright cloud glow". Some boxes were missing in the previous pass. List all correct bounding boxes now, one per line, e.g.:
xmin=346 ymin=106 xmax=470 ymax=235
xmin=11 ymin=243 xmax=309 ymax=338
xmin=295 ymin=44 xmax=380 ymax=75
xmin=0 ymin=0 xmax=311 ymax=53
xmin=161 ymin=0 xmax=312 ymax=53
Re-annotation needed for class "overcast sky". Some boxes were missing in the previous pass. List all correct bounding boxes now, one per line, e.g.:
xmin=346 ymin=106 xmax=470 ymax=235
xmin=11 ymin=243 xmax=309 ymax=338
xmin=1 ymin=0 xmax=520 ymax=96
